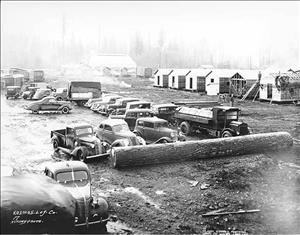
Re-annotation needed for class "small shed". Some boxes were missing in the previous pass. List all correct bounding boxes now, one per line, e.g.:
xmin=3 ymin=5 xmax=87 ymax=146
xmin=259 ymin=71 xmax=300 ymax=102
xmin=185 ymin=69 xmax=212 ymax=92
xmin=168 ymin=69 xmax=191 ymax=90
xmin=153 ymin=69 xmax=174 ymax=87
xmin=205 ymin=69 xmax=235 ymax=96
xmin=230 ymin=70 xmax=260 ymax=97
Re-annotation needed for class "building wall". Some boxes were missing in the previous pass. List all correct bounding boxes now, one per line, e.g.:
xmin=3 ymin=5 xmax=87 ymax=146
xmin=259 ymin=84 xmax=281 ymax=101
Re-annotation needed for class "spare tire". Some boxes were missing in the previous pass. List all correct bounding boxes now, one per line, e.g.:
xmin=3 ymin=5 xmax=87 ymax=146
xmin=180 ymin=121 xmax=191 ymax=136
xmin=1 ymin=174 xmax=76 ymax=234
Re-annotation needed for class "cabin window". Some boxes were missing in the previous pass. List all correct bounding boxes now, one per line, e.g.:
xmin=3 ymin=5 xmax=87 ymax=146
xmin=211 ymin=78 xmax=214 ymax=83
xmin=157 ymin=76 xmax=160 ymax=85
xmin=172 ymin=76 xmax=175 ymax=86
xmin=190 ymin=77 xmax=193 ymax=89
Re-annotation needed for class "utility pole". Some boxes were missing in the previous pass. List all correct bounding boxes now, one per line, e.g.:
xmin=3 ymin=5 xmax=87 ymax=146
xmin=62 ymin=11 xmax=66 ymax=65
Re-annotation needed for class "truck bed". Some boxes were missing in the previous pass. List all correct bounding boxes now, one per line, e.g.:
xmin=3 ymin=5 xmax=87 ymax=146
xmin=174 ymin=107 xmax=213 ymax=124
xmin=51 ymin=129 xmax=65 ymax=138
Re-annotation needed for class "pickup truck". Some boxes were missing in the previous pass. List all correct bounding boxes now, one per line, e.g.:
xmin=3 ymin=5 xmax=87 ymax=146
xmin=104 ymin=97 xmax=139 ymax=116
xmin=174 ymin=106 xmax=250 ymax=137
xmin=51 ymin=124 xmax=110 ymax=162
xmin=44 ymin=161 xmax=109 ymax=233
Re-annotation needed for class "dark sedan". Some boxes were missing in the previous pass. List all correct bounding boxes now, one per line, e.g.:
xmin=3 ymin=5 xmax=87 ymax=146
xmin=24 ymin=96 xmax=72 ymax=114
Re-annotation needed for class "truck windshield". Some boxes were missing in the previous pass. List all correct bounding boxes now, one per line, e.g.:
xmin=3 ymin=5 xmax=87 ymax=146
xmin=56 ymin=170 xmax=89 ymax=183
xmin=113 ymin=124 xmax=130 ymax=133
xmin=156 ymin=122 xmax=168 ymax=128
xmin=75 ymin=127 xmax=93 ymax=136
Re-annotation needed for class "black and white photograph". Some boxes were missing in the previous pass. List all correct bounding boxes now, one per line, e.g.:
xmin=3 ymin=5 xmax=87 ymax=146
xmin=1 ymin=1 xmax=300 ymax=234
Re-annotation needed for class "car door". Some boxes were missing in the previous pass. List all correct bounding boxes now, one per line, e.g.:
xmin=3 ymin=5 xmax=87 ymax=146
xmin=40 ymin=98 xmax=51 ymax=110
xmin=65 ymin=128 xmax=75 ymax=149
xmin=48 ymin=98 xmax=61 ymax=110
xmin=143 ymin=121 xmax=155 ymax=142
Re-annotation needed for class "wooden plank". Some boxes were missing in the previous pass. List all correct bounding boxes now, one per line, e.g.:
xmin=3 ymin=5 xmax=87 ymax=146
xmin=109 ymin=132 xmax=293 ymax=168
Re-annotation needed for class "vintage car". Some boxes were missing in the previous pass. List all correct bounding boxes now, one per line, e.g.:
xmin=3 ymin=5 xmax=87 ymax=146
xmin=84 ymin=93 xmax=114 ymax=108
xmin=1 ymin=174 xmax=77 ymax=234
xmin=51 ymin=123 xmax=110 ymax=162
xmin=44 ymin=161 xmax=109 ymax=232
xmin=133 ymin=117 xmax=185 ymax=144
xmin=110 ymin=108 xmax=154 ymax=131
xmin=152 ymin=103 xmax=178 ymax=124
xmin=90 ymin=95 xmax=122 ymax=112
xmin=5 ymin=86 xmax=22 ymax=99
xmin=22 ymin=86 xmax=39 ymax=99
xmin=24 ymin=96 xmax=72 ymax=114
xmin=103 ymin=97 xmax=140 ymax=116
xmin=114 ymin=101 xmax=152 ymax=115
xmin=32 ymin=88 xmax=52 ymax=100
xmin=52 ymin=88 xmax=68 ymax=101
xmin=95 ymin=119 xmax=145 ymax=147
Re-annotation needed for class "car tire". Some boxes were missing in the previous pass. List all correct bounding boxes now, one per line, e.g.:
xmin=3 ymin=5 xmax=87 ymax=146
xmin=222 ymin=130 xmax=233 ymax=138
xmin=53 ymin=139 xmax=59 ymax=151
xmin=56 ymin=97 xmax=62 ymax=101
xmin=77 ymin=150 xmax=86 ymax=162
xmin=179 ymin=121 xmax=191 ymax=136
xmin=32 ymin=110 xmax=39 ymax=114
xmin=61 ymin=106 xmax=70 ymax=114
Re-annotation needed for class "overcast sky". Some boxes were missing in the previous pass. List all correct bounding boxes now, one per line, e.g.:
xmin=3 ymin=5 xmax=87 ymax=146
xmin=1 ymin=1 xmax=300 ymax=67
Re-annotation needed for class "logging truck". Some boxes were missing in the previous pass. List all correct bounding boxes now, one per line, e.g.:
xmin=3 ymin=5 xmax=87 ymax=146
xmin=174 ymin=106 xmax=250 ymax=137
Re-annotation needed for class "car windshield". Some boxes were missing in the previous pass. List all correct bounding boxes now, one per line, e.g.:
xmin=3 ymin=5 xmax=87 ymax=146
xmin=156 ymin=122 xmax=168 ymax=128
xmin=75 ymin=127 xmax=93 ymax=136
xmin=56 ymin=170 xmax=89 ymax=183
xmin=112 ymin=124 xmax=130 ymax=133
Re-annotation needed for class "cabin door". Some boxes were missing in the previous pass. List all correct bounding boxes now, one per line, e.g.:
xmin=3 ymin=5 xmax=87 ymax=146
xmin=189 ymin=77 xmax=193 ymax=89
xmin=267 ymin=84 xmax=272 ymax=99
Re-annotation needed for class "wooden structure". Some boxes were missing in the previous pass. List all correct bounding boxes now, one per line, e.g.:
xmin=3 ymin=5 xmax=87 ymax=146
xmin=109 ymin=132 xmax=293 ymax=168
xmin=259 ymin=71 xmax=300 ymax=103
xmin=168 ymin=69 xmax=191 ymax=90
xmin=153 ymin=69 xmax=173 ymax=87
xmin=185 ymin=69 xmax=212 ymax=92
xmin=205 ymin=69 xmax=235 ymax=96
xmin=230 ymin=70 xmax=260 ymax=98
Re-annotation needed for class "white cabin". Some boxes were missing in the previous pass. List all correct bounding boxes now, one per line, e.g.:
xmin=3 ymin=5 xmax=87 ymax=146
xmin=185 ymin=69 xmax=212 ymax=92
xmin=153 ymin=69 xmax=174 ymax=87
xmin=168 ymin=69 xmax=191 ymax=90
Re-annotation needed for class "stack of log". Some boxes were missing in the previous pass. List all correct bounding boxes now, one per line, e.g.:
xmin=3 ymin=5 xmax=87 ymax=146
xmin=109 ymin=132 xmax=293 ymax=169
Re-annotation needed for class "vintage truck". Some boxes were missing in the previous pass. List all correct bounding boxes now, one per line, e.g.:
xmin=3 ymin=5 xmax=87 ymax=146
xmin=174 ymin=106 xmax=250 ymax=137
xmin=51 ymin=123 xmax=110 ymax=162
xmin=101 ymin=97 xmax=139 ymax=116
xmin=44 ymin=161 xmax=109 ymax=232
xmin=68 ymin=81 xmax=102 ymax=106
xmin=152 ymin=103 xmax=178 ymax=124
xmin=5 ymin=86 xmax=22 ymax=99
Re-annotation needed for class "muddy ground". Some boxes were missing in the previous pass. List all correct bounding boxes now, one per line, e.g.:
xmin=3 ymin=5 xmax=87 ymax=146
xmin=1 ymin=75 xmax=300 ymax=234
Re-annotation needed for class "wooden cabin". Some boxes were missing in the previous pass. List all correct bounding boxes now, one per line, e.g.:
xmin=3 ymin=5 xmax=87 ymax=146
xmin=168 ymin=69 xmax=191 ymax=90
xmin=185 ymin=69 xmax=212 ymax=92
xmin=259 ymin=72 xmax=300 ymax=103
xmin=205 ymin=69 xmax=235 ymax=96
xmin=230 ymin=70 xmax=260 ymax=98
xmin=154 ymin=69 xmax=174 ymax=87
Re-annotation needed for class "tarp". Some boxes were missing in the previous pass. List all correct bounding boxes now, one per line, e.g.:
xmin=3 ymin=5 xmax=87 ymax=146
xmin=1 ymin=174 xmax=76 ymax=234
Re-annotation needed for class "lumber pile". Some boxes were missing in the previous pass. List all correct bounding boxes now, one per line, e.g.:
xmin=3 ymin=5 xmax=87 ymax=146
xmin=109 ymin=132 xmax=293 ymax=169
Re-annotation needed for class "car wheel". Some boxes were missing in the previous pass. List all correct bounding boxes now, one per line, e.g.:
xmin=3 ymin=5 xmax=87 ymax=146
xmin=32 ymin=110 xmax=39 ymax=114
xmin=161 ymin=139 xmax=169 ymax=144
xmin=222 ymin=130 xmax=233 ymax=138
xmin=53 ymin=139 xmax=59 ymax=151
xmin=77 ymin=150 xmax=86 ymax=162
xmin=56 ymin=97 xmax=62 ymax=101
xmin=179 ymin=121 xmax=190 ymax=136
xmin=61 ymin=106 xmax=70 ymax=114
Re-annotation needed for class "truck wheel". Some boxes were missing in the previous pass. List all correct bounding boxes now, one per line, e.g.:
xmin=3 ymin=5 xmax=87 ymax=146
xmin=53 ymin=139 xmax=59 ymax=151
xmin=61 ymin=107 xmax=70 ymax=114
xmin=80 ymin=101 xmax=86 ymax=106
xmin=180 ymin=121 xmax=191 ymax=136
xmin=77 ymin=150 xmax=86 ymax=162
xmin=222 ymin=130 xmax=233 ymax=138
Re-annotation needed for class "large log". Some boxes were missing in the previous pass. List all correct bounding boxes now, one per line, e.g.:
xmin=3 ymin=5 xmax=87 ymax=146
xmin=109 ymin=132 xmax=293 ymax=169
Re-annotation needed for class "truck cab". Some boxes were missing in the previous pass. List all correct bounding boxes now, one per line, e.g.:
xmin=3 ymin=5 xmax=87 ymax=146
xmin=152 ymin=103 xmax=178 ymax=124
xmin=44 ymin=161 xmax=109 ymax=231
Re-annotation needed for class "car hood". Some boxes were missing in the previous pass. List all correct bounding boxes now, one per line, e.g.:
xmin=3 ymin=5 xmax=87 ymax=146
xmin=78 ymin=136 xmax=99 ymax=143
xmin=117 ymin=131 xmax=137 ymax=138
xmin=63 ymin=182 xmax=91 ymax=200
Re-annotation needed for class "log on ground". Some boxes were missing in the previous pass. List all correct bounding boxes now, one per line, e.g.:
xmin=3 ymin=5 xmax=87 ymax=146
xmin=109 ymin=132 xmax=293 ymax=169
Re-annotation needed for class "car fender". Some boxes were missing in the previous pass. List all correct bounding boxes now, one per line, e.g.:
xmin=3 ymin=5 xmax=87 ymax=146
xmin=153 ymin=137 xmax=173 ymax=144
xmin=71 ymin=146 xmax=88 ymax=157
xmin=111 ymin=139 xmax=129 ymax=147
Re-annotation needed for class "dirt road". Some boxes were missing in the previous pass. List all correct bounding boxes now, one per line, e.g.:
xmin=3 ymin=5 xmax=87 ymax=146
xmin=1 ymin=76 xmax=300 ymax=234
